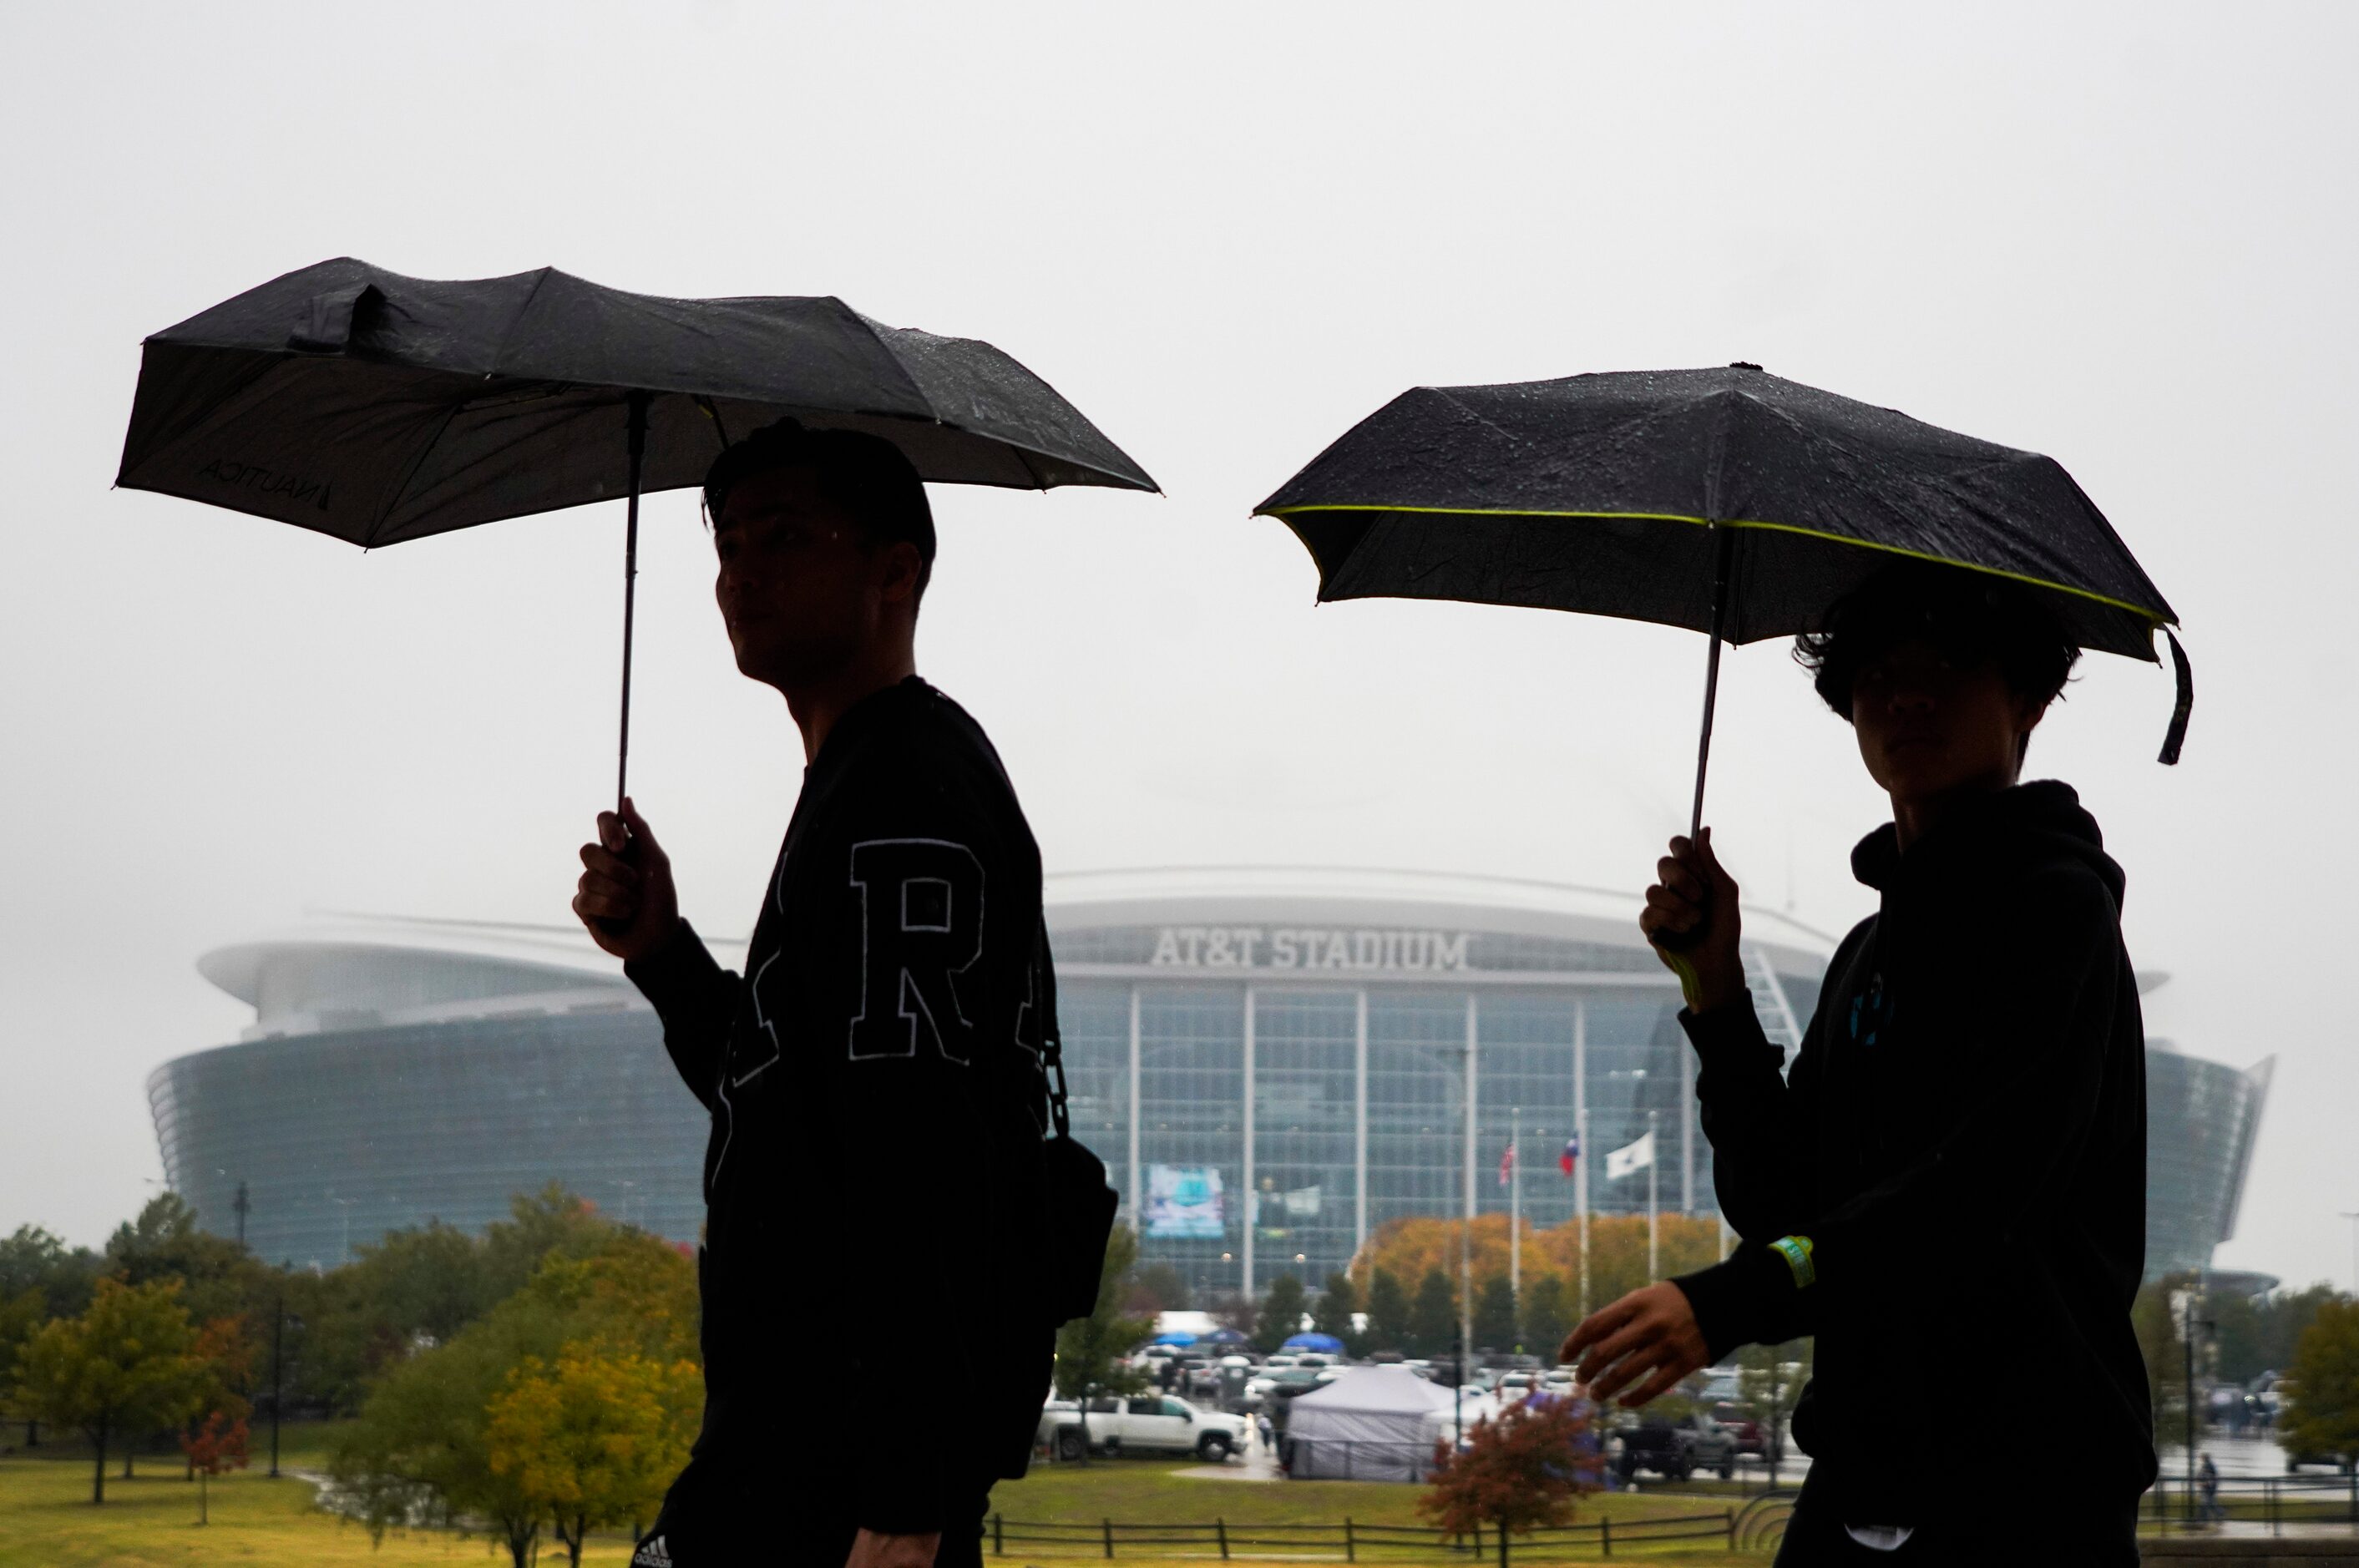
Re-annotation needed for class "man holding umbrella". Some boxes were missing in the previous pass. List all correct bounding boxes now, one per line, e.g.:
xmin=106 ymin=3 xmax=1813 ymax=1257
xmin=120 ymin=258 xmax=1151 ymax=1565
xmin=575 ymin=421 xmax=1058 ymax=1568
xmin=1258 ymin=364 xmax=2184 ymax=1562
xmin=1565 ymin=563 xmax=2156 ymax=1562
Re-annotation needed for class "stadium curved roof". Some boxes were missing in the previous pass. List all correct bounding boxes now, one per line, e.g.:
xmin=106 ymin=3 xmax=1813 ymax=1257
xmin=198 ymin=870 xmax=1836 ymax=1040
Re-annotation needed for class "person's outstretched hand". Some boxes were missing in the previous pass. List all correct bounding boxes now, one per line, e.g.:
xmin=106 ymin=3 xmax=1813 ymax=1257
xmin=1561 ymin=1282 xmax=1712 ymax=1408
xmin=1640 ymin=827 xmax=1747 ymax=1014
xmin=573 ymin=797 xmax=680 ymax=962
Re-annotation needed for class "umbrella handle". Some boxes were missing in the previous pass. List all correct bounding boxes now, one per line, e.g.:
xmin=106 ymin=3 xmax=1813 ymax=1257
xmin=614 ymin=391 xmax=650 ymax=813
xmin=597 ymin=392 xmax=651 ymax=940
xmin=1649 ymin=525 xmax=1734 ymax=1004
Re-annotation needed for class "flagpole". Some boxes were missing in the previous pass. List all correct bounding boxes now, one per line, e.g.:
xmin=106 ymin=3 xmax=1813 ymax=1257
xmin=1647 ymin=1108 xmax=1660 ymax=1281
xmin=1510 ymin=1107 xmax=1521 ymax=1305
xmin=1574 ymin=1000 xmax=1589 ymax=1323
xmin=1577 ymin=1106 xmax=1591 ymax=1321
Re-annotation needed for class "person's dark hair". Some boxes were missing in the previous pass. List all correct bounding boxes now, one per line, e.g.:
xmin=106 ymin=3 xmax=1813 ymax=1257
xmin=702 ymin=418 xmax=935 ymax=599
xmin=1794 ymin=560 xmax=2080 ymax=721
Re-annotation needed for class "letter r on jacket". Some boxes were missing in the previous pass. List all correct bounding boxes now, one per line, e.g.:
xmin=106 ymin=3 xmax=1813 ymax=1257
xmin=848 ymin=839 xmax=984 ymax=1063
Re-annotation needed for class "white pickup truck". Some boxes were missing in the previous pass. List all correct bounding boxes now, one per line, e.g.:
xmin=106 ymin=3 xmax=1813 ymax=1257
xmin=1038 ymin=1395 xmax=1250 ymax=1462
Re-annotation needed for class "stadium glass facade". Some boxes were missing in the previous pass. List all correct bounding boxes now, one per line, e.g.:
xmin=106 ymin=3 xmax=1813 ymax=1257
xmin=1044 ymin=872 xmax=1826 ymax=1298
xmin=151 ymin=877 xmax=2269 ymax=1291
xmin=2143 ymin=1042 xmax=2272 ymax=1282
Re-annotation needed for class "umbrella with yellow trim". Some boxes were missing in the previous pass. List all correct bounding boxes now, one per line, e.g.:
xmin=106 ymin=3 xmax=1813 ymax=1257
xmin=1254 ymin=362 xmax=2189 ymax=839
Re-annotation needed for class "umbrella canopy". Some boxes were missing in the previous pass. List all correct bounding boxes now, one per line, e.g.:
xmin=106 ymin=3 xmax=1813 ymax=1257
xmin=1256 ymin=363 xmax=2169 ymax=659
xmin=1200 ymin=1328 xmax=1251 ymax=1346
xmin=1282 ymin=1332 xmax=1347 ymax=1353
xmin=118 ymin=259 xmax=1157 ymax=805
xmin=119 ymin=258 xmax=1156 ymax=544
xmin=1148 ymin=1332 xmax=1199 ymax=1347
xmin=1257 ymin=364 xmax=2190 ymax=834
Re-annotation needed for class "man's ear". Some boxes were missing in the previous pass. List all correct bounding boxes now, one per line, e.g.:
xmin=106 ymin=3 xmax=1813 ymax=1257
xmin=2013 ymin=695 xmax=2052 ymax=769
xmin=876 ymin=539 xmax=924 ymax=608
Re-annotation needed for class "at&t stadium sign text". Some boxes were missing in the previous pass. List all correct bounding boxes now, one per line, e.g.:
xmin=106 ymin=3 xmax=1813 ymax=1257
xmin=1147 ymin=926 xmax=1472 ymax=973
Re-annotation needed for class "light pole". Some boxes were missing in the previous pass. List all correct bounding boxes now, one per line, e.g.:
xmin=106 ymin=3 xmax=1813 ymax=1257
xmin=2179 ymin=1279 xmax=2215 ymax=1527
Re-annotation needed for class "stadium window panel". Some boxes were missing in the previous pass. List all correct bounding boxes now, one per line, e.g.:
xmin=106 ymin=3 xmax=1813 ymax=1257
xmin=1136 ymin=985 xmax=1247 ymax=1298
xmin=1249 ymin=989 xmax=1357 ymax=1285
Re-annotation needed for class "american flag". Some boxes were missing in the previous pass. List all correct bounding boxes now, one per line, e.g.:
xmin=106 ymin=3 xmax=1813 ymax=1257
xmin=1559 ymin=1134 xmax=1581 ymax=1176
xmin=1497 ymin=1140 xmax=1516 ymax=1186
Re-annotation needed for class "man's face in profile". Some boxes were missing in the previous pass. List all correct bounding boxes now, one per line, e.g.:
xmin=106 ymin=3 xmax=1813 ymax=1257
xmin=1850 ymin=636 xmax=2046 ymax=802
xmin=711 ymin=465 xmax=895 ymax=691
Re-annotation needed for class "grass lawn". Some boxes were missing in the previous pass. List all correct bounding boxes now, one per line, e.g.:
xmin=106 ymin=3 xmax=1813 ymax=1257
xmin=0 ymin=1444 xmax=640 ymax=1568
xmin=0 ymin=1437 xmax=1774 ymax=1566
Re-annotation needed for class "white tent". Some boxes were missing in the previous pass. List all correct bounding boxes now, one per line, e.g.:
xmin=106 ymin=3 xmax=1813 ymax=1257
xmin=1283 ymin=1366 xmax=1466 ymax=1482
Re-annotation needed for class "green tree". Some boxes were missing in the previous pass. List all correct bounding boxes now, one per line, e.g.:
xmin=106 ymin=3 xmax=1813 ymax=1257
xmin=331 ymin=1227 xmax=700 ymax=1568
xmin=1521 ymin=1274 xmax=1572 ymax=1364
xmin=105 ymin=1193 xmax=271 ymax=1327
xmin=2216 ymin=1283 xmax=2340 ymax=1383
xmin=332 ymin=1309 xmax=549 ymax=1568
xmin=2133 ymin=1272 xmax=2194 ymax=1438
xmin=1313 ymin=1272 xmax=1359 ymax=1353
xmin=1365 ymin=1267 xmax=1412 ymax=1354
xmin=0 ymin=1224 xmax=102 ymax=1319
xmin=1473 ymin=1275 xmax=1517 ymax=1353
xmin=1126 ymin=1262 xmax=1190 ymax=1315
xmin=13 ymin=1277 xmax=208 ymax=1502
xmin=1051 ymin=1226 xmax=1155 ymax=1460
xmin=486 ymin=1343 xmax=700 ymax=1567
xmin=291 ymin=1190 xmax=634 ymax=1414
xmin=481 ymin=1186 xmax=618 ymax=1302
xmin=1420 ymin=1391 xmax=1598 ymax=1544
xmin=1410 ymin=1268 xmax=1457 ymax=1358
xmin=2282 ymin=1298 xmax=2359 ymax=1467
xmin=1255 ymin=1274 xmax=1309 ymax=1353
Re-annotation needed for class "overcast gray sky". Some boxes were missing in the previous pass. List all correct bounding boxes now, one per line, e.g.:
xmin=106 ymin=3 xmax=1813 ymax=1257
xmin=4 ymin=3 xmax=2352 ymax=1288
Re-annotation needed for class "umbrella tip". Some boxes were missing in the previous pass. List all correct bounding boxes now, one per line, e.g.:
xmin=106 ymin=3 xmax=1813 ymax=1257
xmin=1729 ymin=362 xmax=1764 ymax=372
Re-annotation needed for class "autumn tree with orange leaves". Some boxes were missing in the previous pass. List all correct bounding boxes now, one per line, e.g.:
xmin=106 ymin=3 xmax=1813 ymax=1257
xmin=1419 ymin=1392 xmax=1602 ymax=1548
xmin=1351 ymin=1213 xmax=1724 ymax=1353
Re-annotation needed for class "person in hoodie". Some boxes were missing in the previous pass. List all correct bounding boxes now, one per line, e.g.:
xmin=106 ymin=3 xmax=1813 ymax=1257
xmin=1562 ymin=562 xmax=2155 ymax=1563
xmin=572 ymin=419 xmax=1055 ymax=1568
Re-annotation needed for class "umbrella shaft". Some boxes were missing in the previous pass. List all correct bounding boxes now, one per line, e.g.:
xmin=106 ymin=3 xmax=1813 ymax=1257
xmin=1688 ymin=525 xmax=1736 ymax=838
xmin=615 ymin=392 xmax=650 ymax=812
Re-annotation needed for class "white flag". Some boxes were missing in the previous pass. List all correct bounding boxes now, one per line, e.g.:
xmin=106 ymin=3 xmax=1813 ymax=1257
xmin=1605 ymin=1131 xmax=1656 ymax=1180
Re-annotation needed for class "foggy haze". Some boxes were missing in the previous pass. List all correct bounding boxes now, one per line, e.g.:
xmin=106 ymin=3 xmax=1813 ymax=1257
xmin=3 ymin=3 xmax=2352 ymax=1290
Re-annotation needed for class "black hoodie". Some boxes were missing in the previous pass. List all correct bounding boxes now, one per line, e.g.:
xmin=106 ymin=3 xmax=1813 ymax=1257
xmin=625 ymin=677 xmax=1055 ymax=1537
xmin=1670 ymin=781 xmax=2156 ymax=1520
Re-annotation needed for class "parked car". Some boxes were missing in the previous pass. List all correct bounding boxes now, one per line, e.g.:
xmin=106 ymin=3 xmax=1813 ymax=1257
xmin=1613 ymin=1412 xmax=1739 ymax=1482
xmin=1039 ymin=1395 xmax=1251 ymax=1462
xmin=1243 ymin=1366 xmax=1334 ymax=1409
xmin=1709 ymin=1403 xmax=1766 ymax=1457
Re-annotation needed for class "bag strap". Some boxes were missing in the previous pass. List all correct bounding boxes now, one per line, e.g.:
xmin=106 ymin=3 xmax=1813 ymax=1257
xmin=1035 ymin=919 xmax=1072 ymax=1139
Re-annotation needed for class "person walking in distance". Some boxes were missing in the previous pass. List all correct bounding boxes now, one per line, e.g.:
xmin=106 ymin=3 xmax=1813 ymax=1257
xmin=1562 ymin=564 xmax=2156 ymax=1565
xmin=575 ymin=421 xmax=1058 ymax=1568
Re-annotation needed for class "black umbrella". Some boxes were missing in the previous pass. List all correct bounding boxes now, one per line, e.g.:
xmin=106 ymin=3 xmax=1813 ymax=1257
xmin=1255 ymin=364 xmax=2189 ymax=837
xmin=118 ymin=257 xmax=1157 ymax=803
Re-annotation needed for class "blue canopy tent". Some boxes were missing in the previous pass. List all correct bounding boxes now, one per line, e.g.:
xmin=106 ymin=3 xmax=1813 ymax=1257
xmin=1283 ymin=1333 xmax=1347 ymax=1353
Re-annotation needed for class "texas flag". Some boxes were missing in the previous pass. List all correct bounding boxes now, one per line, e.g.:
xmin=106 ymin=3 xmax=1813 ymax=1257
xmin=1496 ymin=1140 xmax=1516 ymax=1187
xmin=1558 ymin=1134 xmax=1580 ymax=1176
